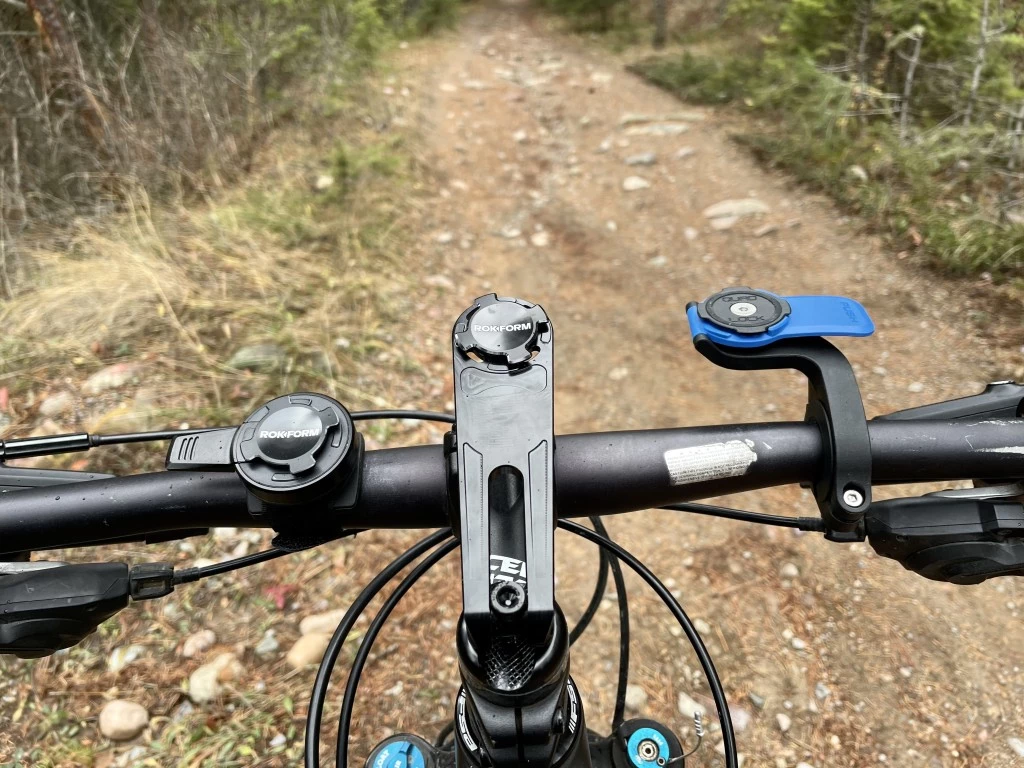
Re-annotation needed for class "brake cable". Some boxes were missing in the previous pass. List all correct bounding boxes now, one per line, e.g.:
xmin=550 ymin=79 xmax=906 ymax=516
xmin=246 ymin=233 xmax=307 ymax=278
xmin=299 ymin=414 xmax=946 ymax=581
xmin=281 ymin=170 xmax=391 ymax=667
xmin=559 ymin=520 xmax=739 ymax=768
xmin=335 ymin=538 xmax=461 ymax=768
xmin=304 ymin=529 xmax=454 ymax=768
xmin=662 ymin=501 xmax=826 ymax=532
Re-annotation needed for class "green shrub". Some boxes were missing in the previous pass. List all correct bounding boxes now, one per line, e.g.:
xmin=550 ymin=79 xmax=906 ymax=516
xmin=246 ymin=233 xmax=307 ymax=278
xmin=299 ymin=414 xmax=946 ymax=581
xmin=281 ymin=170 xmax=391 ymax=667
xmin=633 ymin=50 xmax=1024 ymax=279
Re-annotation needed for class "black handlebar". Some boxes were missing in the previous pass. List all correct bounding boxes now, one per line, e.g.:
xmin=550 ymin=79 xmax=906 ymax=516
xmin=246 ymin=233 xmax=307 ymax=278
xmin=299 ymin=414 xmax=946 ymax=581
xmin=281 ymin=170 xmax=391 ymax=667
xmin=2 ymin=418 xmax=1022 ymax=555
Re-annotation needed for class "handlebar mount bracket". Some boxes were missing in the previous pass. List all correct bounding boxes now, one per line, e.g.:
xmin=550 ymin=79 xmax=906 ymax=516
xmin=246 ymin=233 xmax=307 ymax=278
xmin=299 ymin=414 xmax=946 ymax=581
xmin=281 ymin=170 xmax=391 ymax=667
xmin=689 ymin=288 xmax=875 ymax=540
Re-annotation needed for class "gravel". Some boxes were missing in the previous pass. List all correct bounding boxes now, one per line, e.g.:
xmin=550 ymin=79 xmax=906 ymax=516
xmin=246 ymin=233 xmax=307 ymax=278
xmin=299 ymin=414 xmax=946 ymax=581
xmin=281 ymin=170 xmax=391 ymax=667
xmin=99 ymin=700 xmax=149 ymax=741
xmin=677 ymin=691 xmax=707 ymax=719
xmin=625 ymin=685 xmax=648 ymax=712
xmin=622 ymin=176 xmax=651 ymax=192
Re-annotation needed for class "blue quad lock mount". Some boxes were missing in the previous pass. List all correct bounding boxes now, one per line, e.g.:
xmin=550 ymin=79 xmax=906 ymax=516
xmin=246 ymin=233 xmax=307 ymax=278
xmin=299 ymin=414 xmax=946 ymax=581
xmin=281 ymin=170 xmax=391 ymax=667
xmin=686 ymin=287 xmax=876 ymax=541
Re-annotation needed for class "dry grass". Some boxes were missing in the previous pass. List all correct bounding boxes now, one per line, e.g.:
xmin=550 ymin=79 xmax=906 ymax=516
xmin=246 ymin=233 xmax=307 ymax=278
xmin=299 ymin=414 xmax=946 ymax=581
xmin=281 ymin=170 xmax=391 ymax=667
xmin=0 ymin=71 xmax=437 ymax=471
xmin=0 ymin=45 xmax=458 ymax=766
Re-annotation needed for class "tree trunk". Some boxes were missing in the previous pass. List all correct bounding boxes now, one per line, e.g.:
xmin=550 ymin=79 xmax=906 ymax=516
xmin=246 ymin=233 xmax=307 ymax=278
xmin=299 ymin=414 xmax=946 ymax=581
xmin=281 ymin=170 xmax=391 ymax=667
xmin=652 ymin=0 xmax=668 ymax=49
xmin=963 ymin=0 xmax=990 ymax=127
xmin=1009 ymin=99 xmax=1024 ymax=170
xmin=855 ymin=0 xmax=873 ymax=85
xmin=899 ymin=32 xmax=923 ymax=141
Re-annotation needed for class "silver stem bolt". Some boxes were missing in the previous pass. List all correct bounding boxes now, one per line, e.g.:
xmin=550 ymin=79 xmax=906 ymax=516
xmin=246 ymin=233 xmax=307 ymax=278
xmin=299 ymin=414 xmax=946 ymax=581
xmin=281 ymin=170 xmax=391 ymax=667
xmin=843 ymin=488 xmax=864 ymax=507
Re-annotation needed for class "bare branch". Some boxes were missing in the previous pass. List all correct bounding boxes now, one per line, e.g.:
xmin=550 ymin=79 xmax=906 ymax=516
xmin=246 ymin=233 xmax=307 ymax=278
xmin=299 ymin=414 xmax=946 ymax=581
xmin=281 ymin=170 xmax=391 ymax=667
xmin=0 ymin=0 xmax=28 ymax=11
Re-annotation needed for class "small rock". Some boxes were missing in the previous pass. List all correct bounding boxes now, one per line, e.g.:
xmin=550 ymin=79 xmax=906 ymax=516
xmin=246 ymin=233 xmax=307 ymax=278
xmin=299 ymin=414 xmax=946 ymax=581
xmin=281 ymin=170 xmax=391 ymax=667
xmin=908 ymin=382 xmax=925 ymax=393
xmin=899 ymin=666 xmax=913 ymax=678
xmin=513 ymin=129 xmax=528 ymax=143
xmin=815 ymin=682 xmax=831 ymax=700
xmin=619 ymin=112 xmax=705 ymax=126
xmin=270 ymin=733 xmax=288 ymax=748
xmin=625 ymin=685 xmax=648 ymax=712
xmin=314 ymin=175 xmax=335 ymax=191
xmin=791 ymin=637 xmax=807 ymax=650
xmin=596 ymin=139 xmax=613 ymax=153
xmin=39 ymin=391 xmax=74 ymax=417
xmin=622 ymin=176 xmax=651 ymax=192
xmin=694 ymin=618 xmax=712 ymax=635
xmin=181 ymin=630 xmax=216 ymax=659
xmin=872 ymin=366 xmax=887 ymax=376
xmin=499 ymin=225 xmax=522 ymax=239
xmin=606 ymin=220 xmax=617 ymax=231
xmin=625 ymin=152 xmax=657 ymax=166
xmin=684 ymin=227 xmax=699 ymax=241
xmin=710 ymin=216 xmax=739 ymax=231
xmin=435 ymin=231 xmax=454 ymax=244
xmin=227 ymin=343 xmax=287 ymax=373
xmin=108 ymin=645 xmax=145 ymax=674
xmin=530 ymin=231 xmax=550 ymax=248
xmin=847 ymin=165 xmax=868 ymax=182
xmin=439 ymin=83 xmax=457 ymax=92
xmin=213 ymin=527 xmax=237 ymax=541
xmin=255 ymin=629 xmax=280 ymax=657
xmin=675 ymin=147 xmax=696 ymax=159
xmin=1008 ymin=738 xmax=1024 ymax=757
xmin=300 ymin=609 xmax=346 ymax=636
xmin=99 ymin=700 xmax=148 ymax=741
xmin=189 ymin=652 xmax=242 ymax=703
xmin=754 ymin=223 xmax=778 ymax=237
xmin=730 ymin=706 xmax=753 ymax=732
xmin=287 ymin=632 xmax=332 ymax=669
xmin=83 ymin=363 xmax=143 ymax=395
xmin=171 ymin=701 xmax=194 ymax=722
xmin=608 ymin=367 xmax=629 ymax=381
xmin=748 ymin=692 xmax=766 ymax=710
xmin=648 ymin=255 xmax=667 ymax=267
xmin=678 ymin=692 xmax=707 ymax=719
xmin=702 ymin=199 xmax=771 ymax=219
xmin=776 ymin=713 xmax=792 ymax=733
xmin=624 ymin=123 xmax=689 ymax=136
xmin=424 ymin=274 xmax=455 ymax=290
xmin=590 ymin=72 xmax=613 ymax=83
xmin=780 ymin=563 xmax=799 ymax=579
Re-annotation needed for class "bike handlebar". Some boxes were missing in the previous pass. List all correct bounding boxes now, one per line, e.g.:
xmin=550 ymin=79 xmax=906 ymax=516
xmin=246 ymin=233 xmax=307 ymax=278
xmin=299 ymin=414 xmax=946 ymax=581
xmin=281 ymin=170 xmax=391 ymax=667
xmin=1 ymin=418 xmax=1022 ymax=555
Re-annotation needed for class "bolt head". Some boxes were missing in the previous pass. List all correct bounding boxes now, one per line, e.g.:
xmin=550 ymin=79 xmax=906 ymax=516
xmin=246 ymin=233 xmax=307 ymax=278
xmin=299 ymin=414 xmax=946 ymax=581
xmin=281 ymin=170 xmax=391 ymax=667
xmin=843 ymin=489 xmax=864 ymax=507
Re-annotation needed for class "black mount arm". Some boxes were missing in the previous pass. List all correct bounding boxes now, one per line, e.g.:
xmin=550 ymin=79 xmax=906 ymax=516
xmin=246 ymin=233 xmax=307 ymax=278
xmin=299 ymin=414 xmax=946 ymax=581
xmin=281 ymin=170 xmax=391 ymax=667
xmin=694 ymin=334 xmax=871 ymax=540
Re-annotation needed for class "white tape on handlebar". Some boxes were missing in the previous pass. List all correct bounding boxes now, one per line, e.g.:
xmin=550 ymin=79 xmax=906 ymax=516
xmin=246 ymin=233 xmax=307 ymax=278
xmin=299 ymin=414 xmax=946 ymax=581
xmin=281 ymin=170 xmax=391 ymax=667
xmin=664 ymin=440 xmax=758 ymax=486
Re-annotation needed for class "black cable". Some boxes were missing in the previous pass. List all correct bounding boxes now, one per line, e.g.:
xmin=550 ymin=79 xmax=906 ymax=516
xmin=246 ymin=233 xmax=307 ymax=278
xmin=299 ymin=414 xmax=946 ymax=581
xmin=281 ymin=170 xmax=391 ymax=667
xmin=433 ymin=720 xmax=455 ymax=749
xmin=661 ymin=502 xmax=826 ymax=532
xmin=336 ymin=538 xmax=460 ymax=768
xmin=559 ymin=520 xmax=738 ymax=768
xmin=90 ymin=427 xmax=222 ymax=446
xmin=304 ymin=529 xmax=453 ymax=768
xmin=173 ymin=548 xmax=288 ymax=584
xmin=592 ymin=517 xmax=629 ymax=731
xmin=173 ymin=531 xmax=366 ymax=585
xmin=350 ymin=410 xmax=455 ymax=424
xmin=569 ymin=517 xmax=610 ymax=646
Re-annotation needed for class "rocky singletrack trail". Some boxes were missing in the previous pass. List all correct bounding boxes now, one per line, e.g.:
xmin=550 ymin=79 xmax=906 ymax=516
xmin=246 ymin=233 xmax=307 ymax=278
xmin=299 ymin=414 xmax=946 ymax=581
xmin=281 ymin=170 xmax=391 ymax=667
xmin=385 ymin=2 xmax=1024 ymax=766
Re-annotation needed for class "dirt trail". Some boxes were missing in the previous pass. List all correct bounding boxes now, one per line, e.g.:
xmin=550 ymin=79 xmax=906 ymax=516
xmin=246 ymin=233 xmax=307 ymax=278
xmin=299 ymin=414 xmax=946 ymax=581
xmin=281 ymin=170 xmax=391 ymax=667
xmin=388 ymin=3 xmax=1024 ymax=766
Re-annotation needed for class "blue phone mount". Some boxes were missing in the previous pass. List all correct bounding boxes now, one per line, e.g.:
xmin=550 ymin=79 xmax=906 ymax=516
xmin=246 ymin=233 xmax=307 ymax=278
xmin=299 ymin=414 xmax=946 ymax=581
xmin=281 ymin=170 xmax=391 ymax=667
xmin=688 ymin=287 xmax=874 ymax=541
xmin=686 ymin=288 xmax=874 ymax=348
